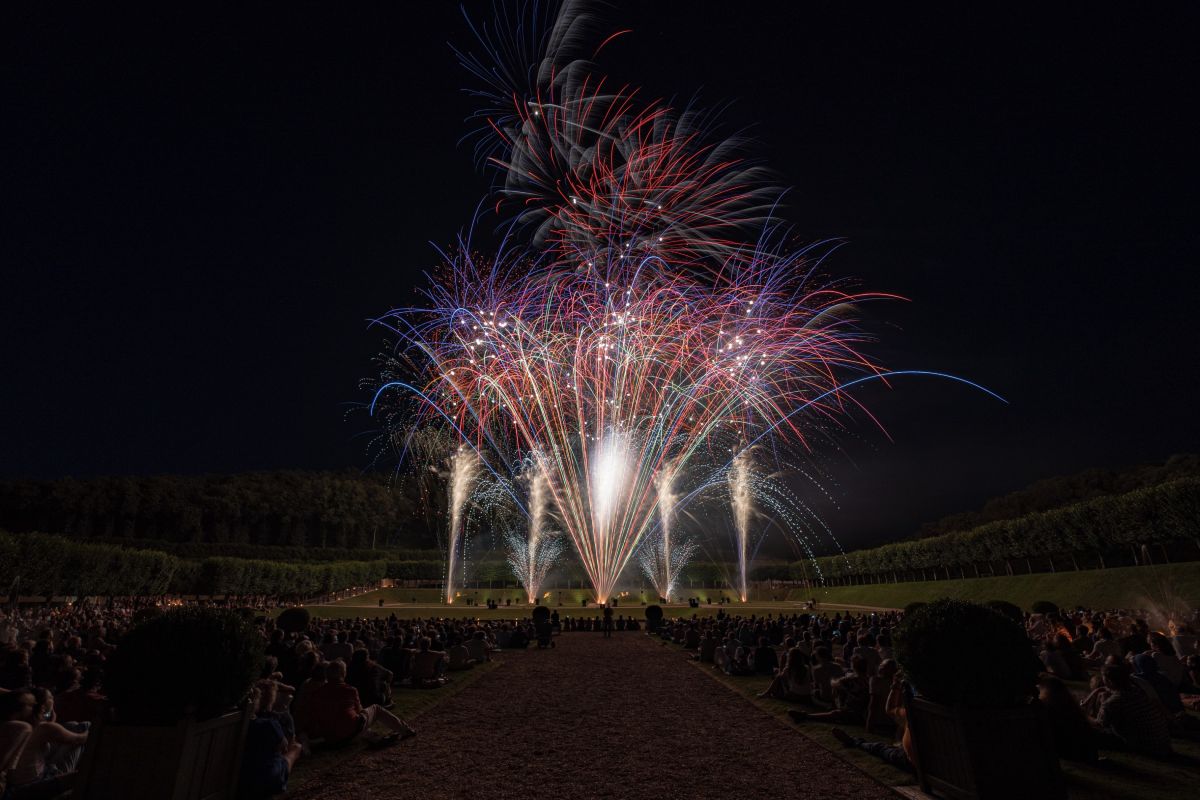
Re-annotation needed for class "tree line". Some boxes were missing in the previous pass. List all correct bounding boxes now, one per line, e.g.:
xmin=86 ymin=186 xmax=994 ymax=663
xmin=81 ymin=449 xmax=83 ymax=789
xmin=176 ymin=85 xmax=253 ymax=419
xmin=0 ymin=471 xmax=441 ymax=550
xmin=916 ymin=453 xmax=1198 ymax=537
xmin=3 ymin=455 xmax=1192 ymax=558
xmin=3 ymin=460 xmax=1195 ymax=597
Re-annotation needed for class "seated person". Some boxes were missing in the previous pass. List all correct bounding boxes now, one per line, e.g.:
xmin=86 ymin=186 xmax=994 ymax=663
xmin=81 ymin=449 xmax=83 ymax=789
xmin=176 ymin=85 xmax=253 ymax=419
xmin=321 ymin=632 xmax=353 ymax=663
xmin=291 ymin=660 xmax=328 ymax=739
xmin=0 ymin=696 xmax=34 ymax=798
xmin=1170 ymin=623 xmax=1197 ymax=659
xmin=865 ymin=659 xmax=899 ymax=734
xmin=1149 ymin=634 xmax=1188 ymax=689
xmin=306 ymin=660 xmax=415 ymax=745
xmin=384 ymin=637 xmax=413 ymax=683
xmin=447 ymin=642 xmax=473 ymax=671
xmin=719 ymin=634 xmax=740 ymax=667
xmin=1055 ymin=634 xmax=1088 ymax=681
xmin=51 ymin=669 xmax=104 ymax=726
xmin=1131 ymin=653 xmax=1195 ymax=733
xmin=0 ymin=653 xmax=31 ymax=692
xmin=1090 ymin=663 xmax=1172 ymax=758
xmin=726 ymin=647 xmax=753 ymax=676
xmin=495 ymin=625 xmax=512 ymax=648
xmin=810 ymin=646 xmax=843 ymax=705
xmin=254 ymin=680 xmax=296 ymax=742
xmin=410 ymin=638 xmax=449 ymax=683
xmin=829 ymin=673 xmax=914 ymax=773
xmin=698 ymin=632 xmax=718 ymax=664
xmin=1040 ymin=638 xmax=1075 ymax=680
xmin=7 ymin=687 xmax=89 ymax=791
xmin=759 ymin=647 xmax=813 ymax=702
xmin=788 ymin=655 xmax=870 ymax=725
xmin=240 ymin=684 xmax=302 ymax=799
xmin=1085 ymin=626 xmax=1122 ymax=665
xmin=853 ymin=633 xmax=881 ymax=676
xmin=465 ymin=630 xmax=490 ymax=663
xmin=751 ymin=637 xmax=778 ymax=676
xmin=1036 ymin=676 xmax=1098 ymax=763
xmin=346 ymin=649 xmax=392 ymax=707
xmin=507 ymin=626 xmax=529 ymax=649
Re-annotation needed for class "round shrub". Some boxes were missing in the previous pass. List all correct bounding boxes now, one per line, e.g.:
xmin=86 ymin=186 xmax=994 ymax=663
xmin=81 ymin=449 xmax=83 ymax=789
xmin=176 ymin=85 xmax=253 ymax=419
xmin=276 ymin=606 xmax=311 ymax=634
xmin=1031 ymin=599 xmax=1059 ymax=615
xmin=985 ymin=600 xmax=1024 ymax=624
xmin=894 ymin=599 xmax=1040 ymax=708
xmin=644 ymin=604 xmax=664 ymax=631
xmin=106 ymin=607 xmax=264 ymax=724
xmin=903 ymin=601 xmax=928 ymax=617
xmin=532 ymin=605 xmax=551 ymax=624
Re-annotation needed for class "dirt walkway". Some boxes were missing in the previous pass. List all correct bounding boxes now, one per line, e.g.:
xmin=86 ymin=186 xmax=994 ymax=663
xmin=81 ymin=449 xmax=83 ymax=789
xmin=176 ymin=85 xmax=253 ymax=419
xmin=288 ymin=634 xmax=894 ymax=799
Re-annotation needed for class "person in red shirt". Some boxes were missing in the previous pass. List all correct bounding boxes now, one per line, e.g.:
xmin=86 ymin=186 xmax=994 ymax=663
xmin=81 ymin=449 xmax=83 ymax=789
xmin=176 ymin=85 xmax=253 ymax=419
xmin=306 ymin=660 xmax=415 ymax=745
xmin=51 ymin=669 xmax=105 ymax=726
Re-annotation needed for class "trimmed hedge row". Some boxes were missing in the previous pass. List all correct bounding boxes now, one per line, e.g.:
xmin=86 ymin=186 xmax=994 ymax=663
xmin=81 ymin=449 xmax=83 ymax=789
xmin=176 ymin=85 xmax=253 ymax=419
xmin=0 ymin=531 xmax=386 ymax=597
xmin=91 ymin=540 xmax=445 ymax=564
xmin=810 ymin=477 xmax=1200 ymax=582
xmin=0 ymin=531 xmax=178 ymax=596
xmin=173 ymin=556 xmax=387 ymax=596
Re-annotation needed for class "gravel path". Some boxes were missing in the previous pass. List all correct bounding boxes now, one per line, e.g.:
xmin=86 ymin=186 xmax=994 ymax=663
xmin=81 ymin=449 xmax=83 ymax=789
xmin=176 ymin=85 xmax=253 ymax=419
xmin=288 ymin=634 xmax=895 ymax=799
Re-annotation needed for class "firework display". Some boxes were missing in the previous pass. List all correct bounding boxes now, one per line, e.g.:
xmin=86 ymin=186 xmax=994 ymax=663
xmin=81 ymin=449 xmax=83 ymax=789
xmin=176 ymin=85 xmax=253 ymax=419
xmin=444 ymin=448 xmax=479 ymax=604
xmin=728 ymin=449 xmax=755 ymax=603
xmin=367 ymin=2 xmax=999 ymax=603
xmin=505 ymin=464 xmax=567 ymax=603
xmin=637 ymin=462 xmax=698 ymax=602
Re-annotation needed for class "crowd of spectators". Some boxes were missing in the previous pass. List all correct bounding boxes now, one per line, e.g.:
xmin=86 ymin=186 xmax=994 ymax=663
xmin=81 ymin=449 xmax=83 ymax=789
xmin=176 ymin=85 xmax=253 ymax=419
xmin=0 ymin=598 xmax=642 ymax=798
xmin=658 ymin=605 xmax=1200 ymax=773
xmin=4 ymin=595 xmax=1195 ymax=795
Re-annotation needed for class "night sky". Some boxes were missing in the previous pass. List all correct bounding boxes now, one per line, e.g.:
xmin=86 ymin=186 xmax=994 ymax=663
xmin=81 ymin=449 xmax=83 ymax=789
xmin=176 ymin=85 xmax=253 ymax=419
xmin=3 ymin=4 xmax=1197 ymax=551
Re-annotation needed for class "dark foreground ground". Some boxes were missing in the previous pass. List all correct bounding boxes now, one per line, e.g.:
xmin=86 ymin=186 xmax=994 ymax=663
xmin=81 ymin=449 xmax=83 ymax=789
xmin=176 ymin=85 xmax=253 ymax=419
xmin=287 ymin=633 xmax=895 ymax=800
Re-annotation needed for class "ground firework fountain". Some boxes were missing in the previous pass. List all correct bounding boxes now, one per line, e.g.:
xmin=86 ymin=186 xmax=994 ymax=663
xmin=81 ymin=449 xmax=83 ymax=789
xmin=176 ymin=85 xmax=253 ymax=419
xmin=506 ymin=466 xmax=565 ymax=603
xmin=638 ymin=464 xmax=696 ymax=601
xmin=729 ymin=451 xmax=754 ymax=602
xmin=655 ymin=466 xmax=677 ymax=598
xmin=445 ymin=448 xmax=478 ymax=604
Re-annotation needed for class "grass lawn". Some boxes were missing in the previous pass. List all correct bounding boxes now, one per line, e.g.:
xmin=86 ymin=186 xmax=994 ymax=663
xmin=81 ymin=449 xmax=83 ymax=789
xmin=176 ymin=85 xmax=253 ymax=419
xmin=662 ymin=638 xmax=1200 ymax=800
xmin=328 ymin=585 xmax=797 ymax=606
xmin=303 ymin=590 xmax=861 ymax=621
xmin=799 ymin=563 xmax=1200 ymax=612
xmin=286 ymin=658 xmax=501 ymax=792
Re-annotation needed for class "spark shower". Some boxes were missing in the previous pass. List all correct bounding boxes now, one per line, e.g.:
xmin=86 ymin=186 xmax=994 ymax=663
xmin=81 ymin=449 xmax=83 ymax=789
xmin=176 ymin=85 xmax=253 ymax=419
xmin=367 ymin=2 xmax=1001 ymax=603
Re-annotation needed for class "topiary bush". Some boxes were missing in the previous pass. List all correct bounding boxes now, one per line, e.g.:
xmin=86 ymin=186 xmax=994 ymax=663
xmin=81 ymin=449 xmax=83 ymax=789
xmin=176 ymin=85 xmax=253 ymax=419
xmin=894 ymin=599 xmax=1040 ymax=708
xmin=106 ymin=607 xmax=264 ymax=724
xmin=985 ymin=600 xmax=1024 ymax=624
xmin=1031 ymin=599 xmax=1059 ymax=615
xmin=644 ymin=604 xmax=664 ymax=631
xmin=276 ymin=606 xmax=311 ymax=634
